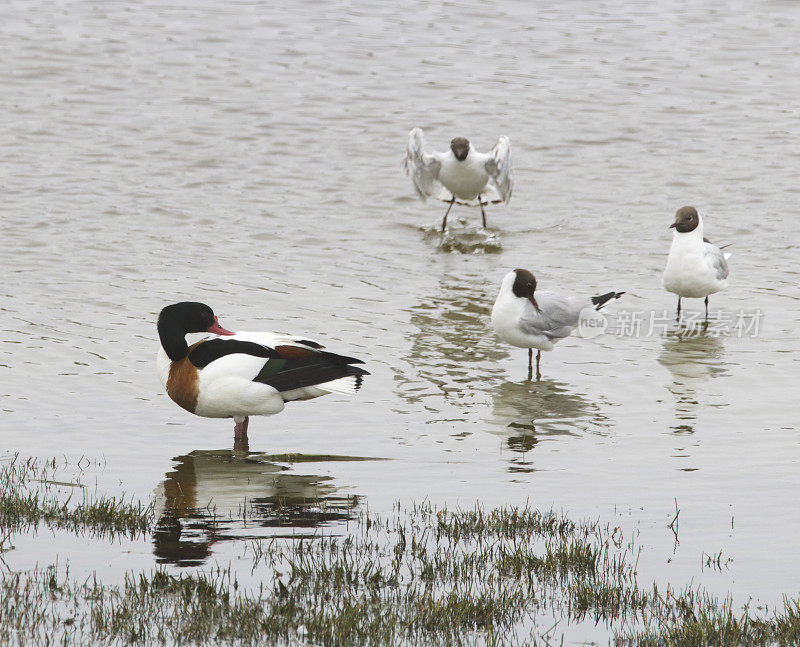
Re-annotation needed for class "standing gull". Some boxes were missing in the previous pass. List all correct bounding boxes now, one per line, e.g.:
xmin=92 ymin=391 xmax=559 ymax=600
xmin=405 ymin=127 xmax=513 ymax=231
xmin=662 ymin=206 xmax=730 ymax=318
xmin=491 ymin=269 xmax=624 ymax=379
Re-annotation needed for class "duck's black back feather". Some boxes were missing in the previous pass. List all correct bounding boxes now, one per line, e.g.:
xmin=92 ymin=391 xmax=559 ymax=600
xmin=254 ymin=357 xmax=369 ymax=392
xmin=187 ymin=338 xmax=369 ymax=392
xmin=188 ymin=339 xmax=277 ymax=368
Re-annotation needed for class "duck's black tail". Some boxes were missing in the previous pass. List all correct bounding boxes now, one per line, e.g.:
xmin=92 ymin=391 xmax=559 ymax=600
xmin=591 ymin=291 xmax=625 ymax=310
xmin=254 ymin=347 xmax=369 ymax=395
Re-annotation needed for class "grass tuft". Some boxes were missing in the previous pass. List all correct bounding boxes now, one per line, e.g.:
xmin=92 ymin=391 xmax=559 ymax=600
xmin=0 ymin=454 xmax=152 ymax=539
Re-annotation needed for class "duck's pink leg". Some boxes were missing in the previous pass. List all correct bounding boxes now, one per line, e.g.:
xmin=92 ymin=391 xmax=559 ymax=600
xmin=233 ymin=435 xmax=250 ymax=452
xmin=233 ymin=416 xmax=249 ymax=438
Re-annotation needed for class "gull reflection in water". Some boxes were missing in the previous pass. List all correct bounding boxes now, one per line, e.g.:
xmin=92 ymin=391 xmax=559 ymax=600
xmin=657 ymin=326 xmax=729 ymax=435
xmin=394 ymin=272 xmax=508 ymax=411
xmin=490 ymin=379 xmax=609 ymax=473
xmin=153 ymin=449 xmax=364 ymax=566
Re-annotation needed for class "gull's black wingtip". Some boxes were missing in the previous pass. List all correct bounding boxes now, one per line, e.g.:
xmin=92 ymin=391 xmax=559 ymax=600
xmin=591 ymin=291 xmax=625 ymax=309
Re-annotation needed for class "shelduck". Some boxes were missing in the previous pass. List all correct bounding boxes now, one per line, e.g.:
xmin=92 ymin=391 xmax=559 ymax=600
xmin=157 ymin=302 xmax=369 ymax=440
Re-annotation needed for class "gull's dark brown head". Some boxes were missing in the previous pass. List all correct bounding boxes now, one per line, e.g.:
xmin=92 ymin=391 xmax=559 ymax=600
xmin=511 ymin=268 xmax=539 ymax=310
xmin=669 ymin=206 xmax=700 ymax=233
xmin=450 ymin=137 xmax=470 ymax=162
xmin=511 ymin=268 xmax=537 ymax=298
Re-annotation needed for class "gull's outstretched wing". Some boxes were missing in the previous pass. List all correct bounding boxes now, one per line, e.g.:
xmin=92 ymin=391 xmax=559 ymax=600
xmin=484 ymin=135 xmax=513 ymax=203
xmin=519 ymin=291 xmax=586 ymax=341
xmin=404 ymin=128 xmax=448 ymax=202
xmin=703 ymin=242 xmax=730 ymax=281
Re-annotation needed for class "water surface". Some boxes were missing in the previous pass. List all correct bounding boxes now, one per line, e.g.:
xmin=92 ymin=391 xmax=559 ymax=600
xmin=2 ymin=0 xmax=800 ymax=641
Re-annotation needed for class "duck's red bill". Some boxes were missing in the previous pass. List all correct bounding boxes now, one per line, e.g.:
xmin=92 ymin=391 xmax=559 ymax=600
xmin=207 ymin=317 xmax=235 ymax=336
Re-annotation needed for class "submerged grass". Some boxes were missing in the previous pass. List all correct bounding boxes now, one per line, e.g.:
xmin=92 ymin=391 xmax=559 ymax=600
xmin=2 ymin=456 xmax=800 ymax=645
xmin=0 ymin=454 xmax=152 ymax=539
xmin=616 ymin=588 xmax=800 ymax=646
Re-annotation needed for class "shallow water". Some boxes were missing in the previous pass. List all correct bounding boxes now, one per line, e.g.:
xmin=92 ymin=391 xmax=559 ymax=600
xmin=2 ymin=0 xmax=800 ymax=642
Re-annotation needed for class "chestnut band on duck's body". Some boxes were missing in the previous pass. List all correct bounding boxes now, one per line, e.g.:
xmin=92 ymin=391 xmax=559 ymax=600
xmin=166 ymin=340 xmax=203 ymax=413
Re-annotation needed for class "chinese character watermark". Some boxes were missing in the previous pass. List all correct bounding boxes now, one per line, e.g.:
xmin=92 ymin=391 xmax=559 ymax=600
xmin=577 ymin=309 xmax=764 ymax=339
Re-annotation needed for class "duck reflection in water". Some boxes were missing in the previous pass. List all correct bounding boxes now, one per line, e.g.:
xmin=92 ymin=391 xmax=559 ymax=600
xmin=490 ymin=379 xmax=609 ymax=472
xmin=657 ymin=325 xmax=729 ymax=434
xmin=153 ymin=449 xmax=361 ymax=566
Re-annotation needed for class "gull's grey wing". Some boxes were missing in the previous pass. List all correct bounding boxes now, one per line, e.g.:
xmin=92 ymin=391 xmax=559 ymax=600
xmin=404 ymin=128 xmax=449 ymax=202
xmin=704 ymin=242 xmax=730 ymax=280
xmin=519 ymin=290 xmax=588 ymax=340
xmin=484 ymin=135 xmax=513 ymax=203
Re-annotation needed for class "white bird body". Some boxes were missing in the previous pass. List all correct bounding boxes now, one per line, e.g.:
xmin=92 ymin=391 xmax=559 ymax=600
xmin=436 ymin=147 xmax=494 ymax=202
xmin=491 ymin=269 xmax=623 ymax=376
xmin=193 ymin=352 xmax=287 ymax=418
xmin=158 ymin=343 xmax=284 ymax=420
xmin=492 ymin=288 xmax=552 ymax=350
xmin=663 ymin=215 xmax=729 ymax=299
xmin=405 ymin=128 xmax=513 ymax=230
xmin=492 ymin=272 xmax=592 ymax=351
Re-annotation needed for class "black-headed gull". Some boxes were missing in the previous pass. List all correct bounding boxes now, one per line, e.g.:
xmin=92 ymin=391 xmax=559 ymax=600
xmin=157 ymin=302 xmax=369 ymax=442
xmin=662 ymin=206 xmax=730 ymax=317
xmin=405 ymin=127 xmax=513 ymax=231
xmin=491 ymin=269 xmax=624 ymax=379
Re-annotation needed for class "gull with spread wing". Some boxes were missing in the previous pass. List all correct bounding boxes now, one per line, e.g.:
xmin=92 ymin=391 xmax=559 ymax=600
xmin=405 ymin=127 xmax=513 ymax=231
